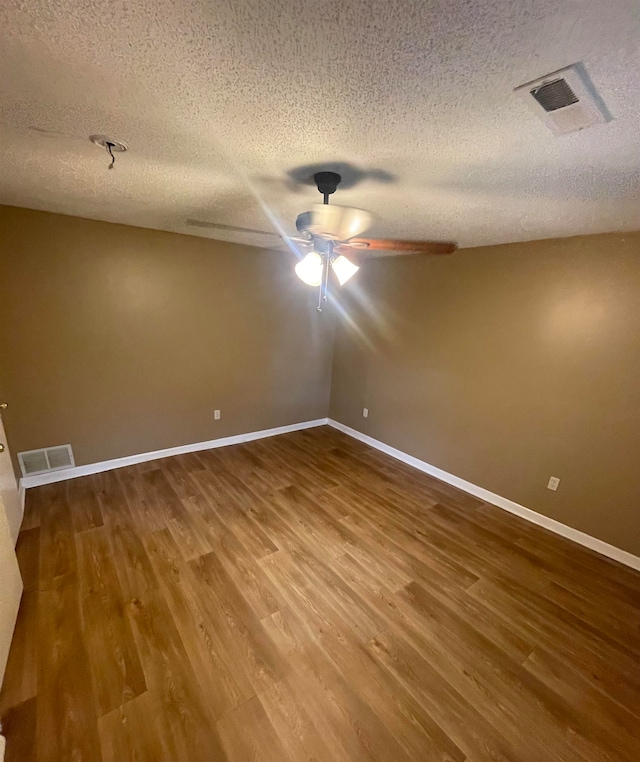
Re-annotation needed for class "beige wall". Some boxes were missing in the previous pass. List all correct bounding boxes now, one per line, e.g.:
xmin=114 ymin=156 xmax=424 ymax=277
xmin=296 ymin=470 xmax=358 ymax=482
xmin=0 ymin=206 xmax=334 ymax=468
xmin=2 ymin=206 xmax=638 ymax=557
xmin=330 ymin=232 xmax=640 ymax=556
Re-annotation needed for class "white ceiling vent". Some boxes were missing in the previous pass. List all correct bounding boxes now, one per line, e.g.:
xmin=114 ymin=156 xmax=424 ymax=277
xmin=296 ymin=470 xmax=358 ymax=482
xmin=18 ymin=444 xmax=75 ymax=477
xmin=515 ymin=64 xmax=611 ymax=135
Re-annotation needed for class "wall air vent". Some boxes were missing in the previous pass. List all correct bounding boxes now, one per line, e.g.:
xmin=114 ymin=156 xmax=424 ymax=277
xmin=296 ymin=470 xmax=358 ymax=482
xmin=515 ymin=63 xmax=611 ymax=135
xmin=18 ymin=444 xmax=75 ymax=477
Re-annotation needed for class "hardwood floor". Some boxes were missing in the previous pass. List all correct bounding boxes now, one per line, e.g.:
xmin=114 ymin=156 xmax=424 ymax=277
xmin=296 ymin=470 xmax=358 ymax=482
xmin=1 ymin=426 xmax=639 ymax=761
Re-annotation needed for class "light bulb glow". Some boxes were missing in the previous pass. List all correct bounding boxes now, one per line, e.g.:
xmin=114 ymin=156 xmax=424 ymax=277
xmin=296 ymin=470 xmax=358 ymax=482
xmin=331 ymin=255 xmax=359 ymax=285
xmin=295 ymin=251 xmax=323 ymax=286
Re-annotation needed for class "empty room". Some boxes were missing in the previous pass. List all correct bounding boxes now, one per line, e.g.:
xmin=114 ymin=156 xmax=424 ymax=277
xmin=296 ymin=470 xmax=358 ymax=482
xmin=0 ymin=1 xmax=639 ymax=760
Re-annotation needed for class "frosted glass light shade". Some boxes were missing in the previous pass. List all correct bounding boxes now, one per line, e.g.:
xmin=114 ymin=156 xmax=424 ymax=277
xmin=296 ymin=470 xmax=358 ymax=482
xmin=331 ymin=255 xmax=359 ymax=285
xmin=295 ymin=251 xmax=323 ymax=286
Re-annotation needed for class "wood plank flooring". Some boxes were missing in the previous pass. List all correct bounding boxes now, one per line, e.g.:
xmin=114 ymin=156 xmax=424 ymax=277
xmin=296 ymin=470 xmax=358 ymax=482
xmin=1 ymin=425 xmax=639 ymax=761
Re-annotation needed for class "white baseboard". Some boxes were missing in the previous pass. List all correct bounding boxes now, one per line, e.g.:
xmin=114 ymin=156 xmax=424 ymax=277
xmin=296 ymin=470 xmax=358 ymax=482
xmin=328 ymin=419 xmax=640 ymax=572
xmin=20 ymin=415 xmax=639 ymax=572
xmin=20 ymin=418 xmax=329 ymax=490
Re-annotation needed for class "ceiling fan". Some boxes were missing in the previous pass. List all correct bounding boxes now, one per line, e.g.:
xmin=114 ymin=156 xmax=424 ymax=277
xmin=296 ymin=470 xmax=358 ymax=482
xmin=186 ymin=170 xmax=457 ymax=312
xmin=290 ymin=171 xmax=457 ymax=311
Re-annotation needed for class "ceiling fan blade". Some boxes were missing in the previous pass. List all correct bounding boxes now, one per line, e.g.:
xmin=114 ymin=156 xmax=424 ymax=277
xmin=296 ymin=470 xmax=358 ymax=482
xmin=341 ymin=238 xmax=457 ymax=257
xmin=273 ymin=235 xmax=314 ymax=254
xmin=185 ymin=219 xmax=312 ymax=253
xmin=185 ymin=219 xmax=280 ymax=236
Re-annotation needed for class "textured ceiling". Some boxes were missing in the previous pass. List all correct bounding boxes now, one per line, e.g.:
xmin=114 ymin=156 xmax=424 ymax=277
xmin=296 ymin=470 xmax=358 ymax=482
xmin=1 ymin=0 xmax=639 ymax=249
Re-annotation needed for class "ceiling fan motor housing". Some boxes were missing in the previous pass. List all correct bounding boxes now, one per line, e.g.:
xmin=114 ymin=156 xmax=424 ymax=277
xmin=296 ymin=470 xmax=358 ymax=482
xmin=313 ymin=237 xmax=334 ymax=256
xmin=296 ymin=211 xmax=312 ymax=234
xmin=314 ymin=171 xmax=341 ymax=200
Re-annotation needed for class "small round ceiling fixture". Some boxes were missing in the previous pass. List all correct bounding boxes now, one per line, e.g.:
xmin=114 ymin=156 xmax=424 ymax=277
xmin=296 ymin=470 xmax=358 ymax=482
xmin=90 ymin=134 xmax=128 ymax=169
xmin=89 ymin=134 xmax=128 ymax=152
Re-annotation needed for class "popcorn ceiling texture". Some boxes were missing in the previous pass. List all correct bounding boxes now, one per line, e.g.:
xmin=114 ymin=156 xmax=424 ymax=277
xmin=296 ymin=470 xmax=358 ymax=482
xmin=1 ymin=0 xmax=639 ymax=248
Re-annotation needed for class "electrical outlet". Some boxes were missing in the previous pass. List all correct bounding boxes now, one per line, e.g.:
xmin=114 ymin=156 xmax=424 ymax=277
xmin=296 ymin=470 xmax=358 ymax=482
xmin=547 ymin=476 xmax=560 ymax=491
xmin=214 ymin=410 xmax=221 ymax=420
xmin=363 ymin=408 xmax=369 ymax=418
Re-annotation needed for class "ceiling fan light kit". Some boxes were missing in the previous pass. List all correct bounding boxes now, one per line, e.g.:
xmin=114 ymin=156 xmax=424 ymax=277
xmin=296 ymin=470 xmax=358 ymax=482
xmin=293 ymin=170 xmax=457 ymax=312
xmin=331 ymin=254 xmax=360 ymax=286
xmin=295 ymin=251 xmax=324 ymax=287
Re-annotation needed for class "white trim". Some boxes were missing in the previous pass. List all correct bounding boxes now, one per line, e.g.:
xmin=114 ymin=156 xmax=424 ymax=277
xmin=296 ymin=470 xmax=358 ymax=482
xmin=16 ymin=484 xmax=26 ymax=546
xmin=20 ymin=418 xmax=329 ymax=489
xmin=328 ymin=419 xmax=640 ymax=572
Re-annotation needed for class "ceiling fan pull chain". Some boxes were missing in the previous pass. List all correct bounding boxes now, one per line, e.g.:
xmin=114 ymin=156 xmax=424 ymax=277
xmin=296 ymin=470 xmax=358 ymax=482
xmin=316 ymin=255 xmax=327 ymax=312
xmin=316 ymin=260 xmax=324 ymax=312
xmin=322 ymin=253 xmax=330 ymax=303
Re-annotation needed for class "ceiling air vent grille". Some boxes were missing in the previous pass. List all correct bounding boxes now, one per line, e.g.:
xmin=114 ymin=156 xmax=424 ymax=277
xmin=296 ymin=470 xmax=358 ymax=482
xmin=530 ymin=78 xmax=578 ymax=112
xmin=515 ymin=63 xmax=611 ymax=135
xmin=18 ymin=444 xmax=75 ymax=477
